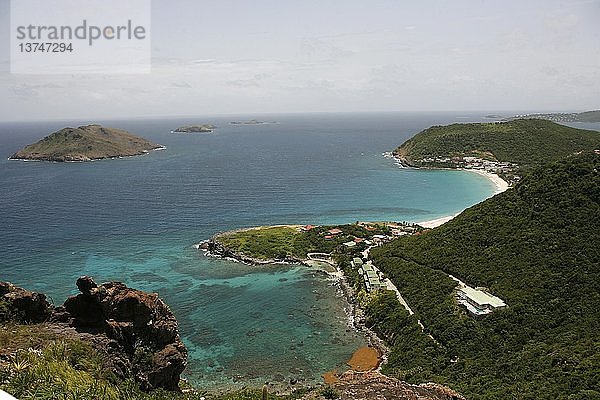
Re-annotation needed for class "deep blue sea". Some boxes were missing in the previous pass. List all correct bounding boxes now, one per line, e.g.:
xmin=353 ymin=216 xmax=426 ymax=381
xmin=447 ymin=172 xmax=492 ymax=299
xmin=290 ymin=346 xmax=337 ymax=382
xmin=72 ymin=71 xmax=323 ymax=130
xmin=0 ymin=112 xmax=531 ymax=389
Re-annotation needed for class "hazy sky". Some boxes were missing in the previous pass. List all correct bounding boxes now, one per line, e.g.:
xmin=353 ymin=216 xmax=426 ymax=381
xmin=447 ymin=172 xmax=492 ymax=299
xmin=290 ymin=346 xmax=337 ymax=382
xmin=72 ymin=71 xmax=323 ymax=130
xmin=0 ymin=0 xmax=599 ymax=121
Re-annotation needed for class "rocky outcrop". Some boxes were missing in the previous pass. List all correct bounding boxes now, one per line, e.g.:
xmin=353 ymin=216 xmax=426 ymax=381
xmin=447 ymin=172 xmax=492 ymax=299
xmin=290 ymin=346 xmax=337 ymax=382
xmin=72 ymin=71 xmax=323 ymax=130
xmin=0 ymin=277 xmax=187 ymax=392
xmin=203 ymin=237 xmax=304 ymax=265
xmin=0 ymin=281 xmax=52 ymax=323
xmin=62 ymin=277 xmax=187 ymax=391
xmin=315 ymin=371 xmax=465 ymax=400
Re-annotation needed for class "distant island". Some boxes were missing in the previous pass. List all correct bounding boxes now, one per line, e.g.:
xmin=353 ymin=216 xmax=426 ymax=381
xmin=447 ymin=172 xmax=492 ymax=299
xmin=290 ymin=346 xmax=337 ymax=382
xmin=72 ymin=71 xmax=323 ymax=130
xmin=9 ymin=124 xmax=163 ymax=162
xmin=498 ymin=109 xmax=600 ymax=123
xmin=229 ymin=119 xmax=277 ymax=125
xmin=170 ymin=124 xmax=216 ymax=133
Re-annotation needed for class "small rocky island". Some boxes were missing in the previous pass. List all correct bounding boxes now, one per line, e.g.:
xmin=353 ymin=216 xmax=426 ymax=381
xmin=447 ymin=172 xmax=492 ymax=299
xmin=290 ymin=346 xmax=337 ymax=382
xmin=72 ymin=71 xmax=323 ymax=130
xmin=9 ymin=124 xmax=163 ymax=162
xmin=170 ymin=124 xmax=216 ymax=133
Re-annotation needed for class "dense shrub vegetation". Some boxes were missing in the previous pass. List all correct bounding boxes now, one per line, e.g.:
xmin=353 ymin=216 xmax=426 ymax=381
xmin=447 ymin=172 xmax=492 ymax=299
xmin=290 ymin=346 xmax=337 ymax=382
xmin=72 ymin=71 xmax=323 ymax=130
xmin=368 ymin=153 xmax=600 ymax=399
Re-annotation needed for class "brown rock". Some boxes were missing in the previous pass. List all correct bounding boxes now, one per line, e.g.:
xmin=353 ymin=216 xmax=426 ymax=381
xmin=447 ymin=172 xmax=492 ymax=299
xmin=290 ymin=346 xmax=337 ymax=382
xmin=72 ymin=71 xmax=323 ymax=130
xmin=0 ymin=281 xmax=52 ymax=323
xmin=62 ymin=277 xmax=187 ymax=391
xmin=76 ymin=276 xmax=98 ymax=296
xmin=324 ymin=371 xmax=465 ymax=400
xmin=63 ymin=292 xmax=104 ymax=328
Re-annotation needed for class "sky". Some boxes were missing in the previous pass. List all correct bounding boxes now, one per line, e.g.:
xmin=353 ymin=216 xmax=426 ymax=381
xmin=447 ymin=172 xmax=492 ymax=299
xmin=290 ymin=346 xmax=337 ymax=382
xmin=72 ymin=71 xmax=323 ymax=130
xmin=0 ymin=0 xmax=599 ymax=121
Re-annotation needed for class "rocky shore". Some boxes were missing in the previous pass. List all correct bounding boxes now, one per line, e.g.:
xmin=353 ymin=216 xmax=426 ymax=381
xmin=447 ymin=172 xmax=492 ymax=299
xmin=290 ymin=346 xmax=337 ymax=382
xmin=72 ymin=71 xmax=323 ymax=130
xmin=0 ymin=277 xmax=187 ymax=391
xmin=332 ymin=266 xmax=390 ymax=367
xmin=320 ymin=370 xmax=465 ymax=400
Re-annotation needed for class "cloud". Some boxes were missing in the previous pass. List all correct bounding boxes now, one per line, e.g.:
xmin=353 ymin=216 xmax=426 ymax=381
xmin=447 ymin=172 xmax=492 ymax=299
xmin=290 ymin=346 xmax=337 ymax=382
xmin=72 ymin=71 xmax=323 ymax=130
xmin=540 ymin=66 xmax=560 ymax=77
xmin=170 ymin=81 xmax=193 ymax=88
xmin=192 ymin=59 xmax=217 ymax=64
xmin=226 ymin=79 xmax=260 ymax=87
xmin=544 ymin=10 xmax=580 ymax=30
xmin=11 ymin=84 xmax=39 ymax=98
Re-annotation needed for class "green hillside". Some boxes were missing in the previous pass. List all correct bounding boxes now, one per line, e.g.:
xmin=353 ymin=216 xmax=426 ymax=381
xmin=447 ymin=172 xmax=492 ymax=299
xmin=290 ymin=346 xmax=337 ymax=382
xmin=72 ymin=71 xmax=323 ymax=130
xmin=395 ymin=119 xmax=600 ymax=166
xmin=369 ymin=152 xmax=600 ymax=399
xmin=10 ymin=124 xmax=162 ymax=162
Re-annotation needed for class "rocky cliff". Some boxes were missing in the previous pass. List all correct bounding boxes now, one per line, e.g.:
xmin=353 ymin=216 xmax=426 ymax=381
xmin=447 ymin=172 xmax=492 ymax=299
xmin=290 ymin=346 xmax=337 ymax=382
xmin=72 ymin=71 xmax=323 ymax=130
xmin=0 ymin=277 xmax=187 ymax=391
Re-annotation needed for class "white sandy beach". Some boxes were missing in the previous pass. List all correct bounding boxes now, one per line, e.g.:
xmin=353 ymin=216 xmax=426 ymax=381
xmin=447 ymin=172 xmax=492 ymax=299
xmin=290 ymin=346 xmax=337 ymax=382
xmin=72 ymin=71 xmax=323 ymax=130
xmin=465 ymin=169 xmax=510 ymax=194
xmin=418 ymin=214 xmax=461 ymax=228
xmin=417 ymin=170 xmax=509 ymax=228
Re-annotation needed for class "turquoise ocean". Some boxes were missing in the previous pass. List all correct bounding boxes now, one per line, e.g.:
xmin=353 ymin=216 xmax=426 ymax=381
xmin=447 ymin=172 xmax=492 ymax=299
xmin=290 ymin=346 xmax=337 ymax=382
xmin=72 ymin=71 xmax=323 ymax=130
xmin=1 ymin=112 xmax=514 ymax=389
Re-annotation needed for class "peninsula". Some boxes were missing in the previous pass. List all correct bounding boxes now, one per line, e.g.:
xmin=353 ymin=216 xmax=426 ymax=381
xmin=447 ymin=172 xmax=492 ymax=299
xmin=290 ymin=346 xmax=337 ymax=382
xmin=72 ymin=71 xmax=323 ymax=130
xmin=9 ymin=124 xmax=163 ymax=162
xmin=201 ymin=222 xmax=420 ymax=266
xmin=394 ymin=118 xmax=600 ymax=185
xmin=502 ymin=109 xmax=600 ymax=123
xmin=170 ymin=124 xmax=216 ymax=133
xmin=395 ymin=119 xmax=599 ymax=167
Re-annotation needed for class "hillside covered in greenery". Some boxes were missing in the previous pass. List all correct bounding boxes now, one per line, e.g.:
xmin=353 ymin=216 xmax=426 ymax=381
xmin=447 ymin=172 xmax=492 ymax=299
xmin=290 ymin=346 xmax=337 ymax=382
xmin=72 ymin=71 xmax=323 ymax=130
xmin=10 ymin=124 xmax=162 ymax=162
xmin=395 ymin=119 xmax=599 ymax=166
xmin=368 ymin=152 xmax=600 ymax=399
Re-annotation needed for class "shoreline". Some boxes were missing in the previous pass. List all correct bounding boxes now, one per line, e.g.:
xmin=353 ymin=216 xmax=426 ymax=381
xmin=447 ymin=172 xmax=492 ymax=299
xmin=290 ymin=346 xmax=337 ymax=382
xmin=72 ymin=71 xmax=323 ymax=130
xmin=390 ymin=152 xmax=509 ymax=228
xmin=417 ymin=213 xmax=460 ymax=229
xmin=7 ymin=145 xmax=166 ymax=163
xmin=463 ymin=168 xmax=510 ymax=194
xmin=391 ymin=153 xmax=510 ymax=193
xmin=324 ymin=264 xmax=390 ymax=370
xmin=415 ymin=170 xmax=508 ymax=228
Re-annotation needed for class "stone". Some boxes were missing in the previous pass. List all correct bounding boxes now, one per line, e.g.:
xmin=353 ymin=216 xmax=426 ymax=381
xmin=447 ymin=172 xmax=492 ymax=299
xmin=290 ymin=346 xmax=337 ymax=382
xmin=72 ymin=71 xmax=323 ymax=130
xmin=0 ymin=281 xmax=52 ymax=323
xmin=61 ymin=277 xmax=187 ymax=391
xmin=76 ymin=276 xmax=98 ymax=296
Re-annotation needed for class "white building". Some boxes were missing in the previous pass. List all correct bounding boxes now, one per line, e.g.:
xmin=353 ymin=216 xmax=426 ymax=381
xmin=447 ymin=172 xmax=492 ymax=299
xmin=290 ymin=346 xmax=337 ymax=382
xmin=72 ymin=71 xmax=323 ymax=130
xmin=456 ymin=285 xmax=507 ymax=316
